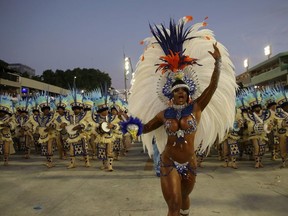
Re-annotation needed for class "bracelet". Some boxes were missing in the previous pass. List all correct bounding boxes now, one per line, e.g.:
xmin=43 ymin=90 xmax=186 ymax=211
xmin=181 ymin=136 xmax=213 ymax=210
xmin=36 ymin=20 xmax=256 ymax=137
xmin=215 ymin=58 xmax=222 ymax=70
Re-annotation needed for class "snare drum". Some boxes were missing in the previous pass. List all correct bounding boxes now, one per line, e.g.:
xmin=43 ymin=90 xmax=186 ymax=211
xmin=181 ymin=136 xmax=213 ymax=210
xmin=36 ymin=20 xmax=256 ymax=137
xmin=66 ymin=125 xmax=78 ymax=135
xmin=99 ymin=122 xmax=110 ymax=134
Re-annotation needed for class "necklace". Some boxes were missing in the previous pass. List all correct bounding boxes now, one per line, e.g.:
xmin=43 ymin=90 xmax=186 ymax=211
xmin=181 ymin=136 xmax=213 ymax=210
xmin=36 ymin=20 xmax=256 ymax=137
xmin=171 ymin=103 xmax=188 ymax=120
xmin=172 ymin=103 xmax=188 ymax=110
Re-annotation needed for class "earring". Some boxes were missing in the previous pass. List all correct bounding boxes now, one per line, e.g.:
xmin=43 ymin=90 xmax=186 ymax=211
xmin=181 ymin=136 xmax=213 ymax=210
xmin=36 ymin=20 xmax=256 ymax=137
xmin=188 ymin=96 xmax=192 ymax=104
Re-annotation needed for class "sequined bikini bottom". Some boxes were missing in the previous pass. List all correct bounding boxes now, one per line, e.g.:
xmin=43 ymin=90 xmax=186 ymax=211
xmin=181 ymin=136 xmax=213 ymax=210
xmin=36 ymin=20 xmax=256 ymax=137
xmin=159 ymin=156 xmax=197 ymax=178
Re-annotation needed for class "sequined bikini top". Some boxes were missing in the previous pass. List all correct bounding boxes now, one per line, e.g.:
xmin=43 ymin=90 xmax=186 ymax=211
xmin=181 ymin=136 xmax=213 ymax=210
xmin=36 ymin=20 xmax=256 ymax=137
xmin=164 ymin=103 xmax=197 ymax=139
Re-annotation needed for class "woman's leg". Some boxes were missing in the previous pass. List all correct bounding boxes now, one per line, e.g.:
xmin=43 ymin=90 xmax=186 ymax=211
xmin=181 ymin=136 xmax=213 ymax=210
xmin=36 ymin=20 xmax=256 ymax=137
xmin=181 ymin=170 xmax=196 ymax=215
xmin=161 ymin=168 xmax=182 ymax=216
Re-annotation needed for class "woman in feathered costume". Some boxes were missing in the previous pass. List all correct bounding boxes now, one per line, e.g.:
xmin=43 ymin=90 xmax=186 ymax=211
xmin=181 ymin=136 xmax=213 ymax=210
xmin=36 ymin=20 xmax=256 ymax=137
xmin=126 ymin=16 xmax=236 ymax=215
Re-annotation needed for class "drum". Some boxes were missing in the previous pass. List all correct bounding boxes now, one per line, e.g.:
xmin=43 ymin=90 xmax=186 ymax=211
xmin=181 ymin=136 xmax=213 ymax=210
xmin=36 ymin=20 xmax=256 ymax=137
xmin=100 ymin=122 xmax=110 ymax=134
xmin=66 ymin=125 xmax=78 ymax=135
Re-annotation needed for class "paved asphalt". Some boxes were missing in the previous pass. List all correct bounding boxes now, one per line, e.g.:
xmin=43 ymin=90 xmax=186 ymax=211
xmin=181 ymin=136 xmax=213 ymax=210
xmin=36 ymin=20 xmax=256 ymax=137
xmin=0 ymin=142 xmax=287 ymax=216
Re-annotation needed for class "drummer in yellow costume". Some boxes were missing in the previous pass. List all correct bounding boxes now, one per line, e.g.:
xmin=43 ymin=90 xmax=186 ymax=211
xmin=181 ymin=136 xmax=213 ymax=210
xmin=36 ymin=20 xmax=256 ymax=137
xmin=221 ymin=108 xmax=242 ymax=169
xmin=273 ymin=88 xmax=288 ymax=168
xmin=82 ymin=96 xmax=96 ymax=160
xmin=53 ymin=96 xmax=69 ymax=159
xmin=60 ymin=93 xmax=90 ymax=168
xmin=242 ymin=88 xmax=273 ymax=168
xmin=94 ymin=94 xmax=116 ymax=171
xmin=0 ymin=95 xmax=16 ymax=166
xmin=14 ymin=98 xmax=33 ymax=159
xmin=109 ymin=99 xmax=125 ymax=161
xmin=26 ymin=94 xmax=57 ymax=168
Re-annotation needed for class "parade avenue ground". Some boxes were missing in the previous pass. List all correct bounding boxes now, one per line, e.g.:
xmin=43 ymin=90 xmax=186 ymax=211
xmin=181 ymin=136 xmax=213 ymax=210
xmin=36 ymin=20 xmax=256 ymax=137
xmin=0 ymin=142 xmax=287 ymax=216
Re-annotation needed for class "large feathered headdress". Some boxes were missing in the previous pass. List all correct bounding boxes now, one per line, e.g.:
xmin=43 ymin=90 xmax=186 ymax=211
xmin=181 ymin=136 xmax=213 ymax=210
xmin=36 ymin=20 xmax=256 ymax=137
xmin=128 ymin=16 xmax=236 ymax=156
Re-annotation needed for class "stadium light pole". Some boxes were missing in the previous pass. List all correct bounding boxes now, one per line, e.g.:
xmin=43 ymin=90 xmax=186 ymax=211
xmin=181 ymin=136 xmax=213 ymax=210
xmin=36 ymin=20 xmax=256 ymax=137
xmin=124 ymin=56 xmax=130 ymax=102
xmin=264 ymin=45 xmax=271 ymax=59
xmin=73 ymin=76 xmax=77 ymax=86
xmin=244 ymin=58 xmax=249 ymax=72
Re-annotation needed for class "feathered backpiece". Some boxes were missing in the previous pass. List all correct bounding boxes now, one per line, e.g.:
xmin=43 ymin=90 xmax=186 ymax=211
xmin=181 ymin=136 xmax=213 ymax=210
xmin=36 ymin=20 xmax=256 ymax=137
xmin=128 ymin=16 xmax=236 ymax=156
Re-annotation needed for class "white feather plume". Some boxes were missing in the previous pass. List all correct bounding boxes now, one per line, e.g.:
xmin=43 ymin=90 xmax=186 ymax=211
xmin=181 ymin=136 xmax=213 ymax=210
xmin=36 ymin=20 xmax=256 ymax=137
xmin=128 ymin=20 xmax=237 ymax=156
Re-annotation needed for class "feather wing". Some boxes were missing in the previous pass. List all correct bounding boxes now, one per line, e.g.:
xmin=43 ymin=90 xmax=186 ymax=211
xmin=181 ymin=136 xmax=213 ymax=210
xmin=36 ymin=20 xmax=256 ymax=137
xmin=184 ymin=26 xmax=237 ymax=151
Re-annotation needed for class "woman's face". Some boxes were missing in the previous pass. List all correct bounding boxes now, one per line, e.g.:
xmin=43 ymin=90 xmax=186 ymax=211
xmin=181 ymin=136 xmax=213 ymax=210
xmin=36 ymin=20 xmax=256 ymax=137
xmin=172 ymin=87 xmax=188 ymax=105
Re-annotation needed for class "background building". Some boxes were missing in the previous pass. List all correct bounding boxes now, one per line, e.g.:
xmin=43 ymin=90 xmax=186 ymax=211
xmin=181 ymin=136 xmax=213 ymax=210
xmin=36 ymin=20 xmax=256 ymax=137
xmin=8 ymin=63 xmax=36 ymax=77
xmin=237 ymin=51 xmax=288 ymax=88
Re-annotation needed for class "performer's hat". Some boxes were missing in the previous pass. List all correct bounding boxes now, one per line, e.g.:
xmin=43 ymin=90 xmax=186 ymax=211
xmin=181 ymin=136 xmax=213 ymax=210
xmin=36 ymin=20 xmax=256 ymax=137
xmin=55 ymin=96 xmax=68 ymax=109
xmin=0 ymin=95 xmax=13 ymax=114
xmin=35 ymin=93 xmax=50 ymax=111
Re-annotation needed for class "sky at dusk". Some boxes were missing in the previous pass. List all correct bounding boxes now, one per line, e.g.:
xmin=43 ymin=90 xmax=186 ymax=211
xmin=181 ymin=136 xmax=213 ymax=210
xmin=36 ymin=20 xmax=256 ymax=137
xmin=0 ymin=0 xmax=288 ymax=89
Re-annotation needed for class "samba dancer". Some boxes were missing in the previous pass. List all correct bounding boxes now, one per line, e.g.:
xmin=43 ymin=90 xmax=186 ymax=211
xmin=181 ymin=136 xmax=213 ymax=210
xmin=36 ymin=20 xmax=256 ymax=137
xmin=123 ymin=17 xmax=236 ymax=216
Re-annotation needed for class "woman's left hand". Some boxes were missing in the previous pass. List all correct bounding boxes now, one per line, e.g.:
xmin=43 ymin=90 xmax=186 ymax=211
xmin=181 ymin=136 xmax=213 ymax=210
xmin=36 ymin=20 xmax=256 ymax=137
xmin=208 ymin=42 xmax=221 ymax=61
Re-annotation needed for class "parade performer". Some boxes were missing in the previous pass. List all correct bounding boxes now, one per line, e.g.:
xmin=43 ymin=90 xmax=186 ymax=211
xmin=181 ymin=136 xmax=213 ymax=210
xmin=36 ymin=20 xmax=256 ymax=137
xmin=93 ymin=91 xmax=116 ymax=171
xmin=110 ymin=99 xmax=124 ymax=160
xmin=53 ymin=96 xmax=69 ymax=159
xmin=235 ymin=93 xmax=252 ymax=161
xmin=14 ymin=98 xmax=33 ymax=159
xmin=221 ymin=108 xmax=242 ymax=169
xmin=123 ymin=16 xmax=236 ymax=216
xmin=261 ymin=87 xmax=279 ymax=161
xmin=29 ymin=100 xmax=41 ymax=154
xmin=27 ymin=94 xmax=57 ymax=168
xmin=82 ymin=95 xmax=96 ymax=159
xmin=242 ymin=88 xmax=272 ymax=168
xmin=0 ymin=95 xmax=16 ymax=166
xmin=273 ymin=87 xmax=288 ymax=168
xmin=60 ymin=92 xmax=90 ymax=168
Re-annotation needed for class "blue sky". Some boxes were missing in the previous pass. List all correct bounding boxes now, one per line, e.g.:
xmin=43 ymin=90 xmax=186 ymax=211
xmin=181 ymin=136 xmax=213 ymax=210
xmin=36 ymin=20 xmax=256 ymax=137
xmin=0 ymin=0 xmax=287 ymax=89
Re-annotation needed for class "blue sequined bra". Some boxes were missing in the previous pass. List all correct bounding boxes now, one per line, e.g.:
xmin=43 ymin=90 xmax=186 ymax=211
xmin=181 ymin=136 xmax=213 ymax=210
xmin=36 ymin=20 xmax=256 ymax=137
xmin=164 ymin=104 xmax=197 ymax=138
